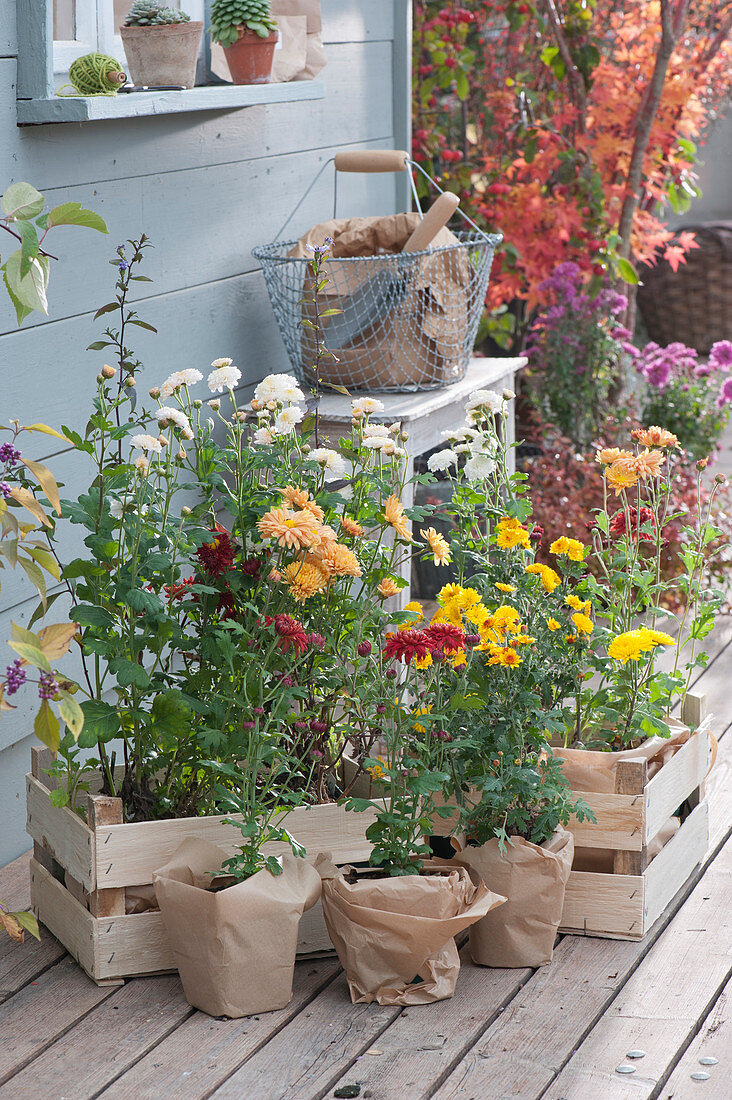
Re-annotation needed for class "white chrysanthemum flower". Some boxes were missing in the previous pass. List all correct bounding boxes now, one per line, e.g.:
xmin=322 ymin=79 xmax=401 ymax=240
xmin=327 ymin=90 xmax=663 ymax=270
xmin=159 ymin=369 xmax=203 ymax=398
xmin=428 ymin=448 xmax=458 ymax=473
xmin=454 ymin=443 xmax=472 ymax=454
xmin=208 ymin=363 xmax=241 ymax=393
xmin=363 ymin=423 xmax=390 ymax=438
xmin=441 ymin=426 xmax=480 ymax=442
xmin=131 ymin=433 xmax=163 ymax=454
xmin=254 ymin=373 xmax=305 ymax=406
xmin=110 ymin=495 xmax=148 ymax=519
xmin=211 ymin=357 xmax=233 ymax=369
xmin=464 ymin=453 xmax=496 ymax=481
xmin=503 ymin=388 xmax=516 ymax=401
xmin=134 ymin=455 xmax=149 ymax=473
xmin=352 ymin=396 xmax=385 ymax=415
xmin=465 ymin=388 xmax=503 ymax=415
xmin=272 ymin=405 xmax=304 ymax=435
xmin=309 ymin=447 xmax=347 ymax=481
xmin=252 ymin=427 xmax=274 ymax=445
xmin=363 ymin=435 xmax=387 ymax=450
xmin=381 ymin=439 xmax=404 ymax=456
xmin=156 ymin=406 xmax=193 ymax=434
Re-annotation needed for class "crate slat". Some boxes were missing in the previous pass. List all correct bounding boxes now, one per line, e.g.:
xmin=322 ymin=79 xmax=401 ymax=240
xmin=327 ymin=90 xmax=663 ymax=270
xmin=644 ymin=799 xmax=709 ymax=929
xmin=569 ymin=791 xmax=644 ymax=852
xmin=560 ymin=868 xmax=645 ymax=939
xmin=26 ymin=776 xmax=95 ymax=892
xmin=644 ymin=725 xmax=713 ymax=845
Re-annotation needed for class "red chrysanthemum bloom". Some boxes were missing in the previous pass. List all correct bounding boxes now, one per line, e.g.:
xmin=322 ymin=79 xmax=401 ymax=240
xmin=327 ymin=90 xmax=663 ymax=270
xmin=609 ymin=506 xmax=655 ymax=542
xmin=196 ymin=525 xmax=235 ymax=577
xmin=423 ymin=622 xmax=466 ymax=655
xmin=273 ymin=614 xmax=309 ymax=655
xmin=382 ymin=628 xmax=432 ymax=664
xmin=216 ymin=589 xmax=239 ymax=621
xmin=164 ymin=575 xmax=195 ymax=601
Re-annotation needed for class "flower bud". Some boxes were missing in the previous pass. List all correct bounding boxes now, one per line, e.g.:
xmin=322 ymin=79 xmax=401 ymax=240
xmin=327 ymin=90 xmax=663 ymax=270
xmin=715 ymin=473 xmax=726 ymax=484
xmin=193 ymin=399 xmax=202 ymax=409
xmin=181 ymin=506 xmax=192 ymax=516
xmin=400 ymin=432 xmax=409 ymax=442
xmin=125 ymin=376 xmax=135 ymax=388
xmin=101 ymin=364 xmax=116 ymax=379
xmin=158 ymin=434 xmax=168 ymax=448
xmin=502 ymin=388 xmax=515 ymax=400
xmin=697 ymin=457 xmax=709 ymax=470
xmin=251 ymin=399 xmax=261 ymax=412
xmin=208 ymin=399 xmax=221 ymax=411
xmin=357 ymin=641 xmax=372 ymax=657
xmin=176 ymin=449 xmax=186 ymax=462
xmin=351 ymin=408 xmax=363 ymax=421
xmin=149 ymin=386 xmax=160 ymax=399
xmin=386 ymin=668 xmax=397 ymax=680
xmin=235 ymin=411 xmax=247 ymax=423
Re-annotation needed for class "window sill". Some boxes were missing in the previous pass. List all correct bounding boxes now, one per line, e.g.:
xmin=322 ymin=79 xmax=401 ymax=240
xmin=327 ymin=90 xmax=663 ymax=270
xmin=17 ymin=79 xmax=325 ymax=125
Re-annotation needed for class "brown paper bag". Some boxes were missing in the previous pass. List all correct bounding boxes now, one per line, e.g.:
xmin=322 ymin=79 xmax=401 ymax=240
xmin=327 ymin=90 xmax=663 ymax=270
xmin=291 ymin=214 xmax=472 ymax=390
xmin=552 ymin=717 xmax=691 ymax=794
xmin=454 ymin=826 xmax=574 ymax=968
xmin=272 ymin=0 xmax=327 ymax=81
xmin=153 ymin=837 xmax=322 ymax=1018
xmin=321 ymin=863 xmax=506 ymax=1005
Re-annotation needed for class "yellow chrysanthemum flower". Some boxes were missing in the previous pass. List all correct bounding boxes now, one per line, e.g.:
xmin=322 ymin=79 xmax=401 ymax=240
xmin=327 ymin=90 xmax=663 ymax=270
xmin=496 ymin=527 xmax=531 ymax=550
xmin=515 ymin=634 xmax=536 ymax=645
xmin=383 ymin=494 xmax=411 ymax=541
xmin=525 ymin=562 xmax=560 ymax=593
xmin=492 ymin=605 xmax=521 ymax=637
xmin=550 ymin=536 xmax=586 ymax=562
xmin=605 ymin=461 xmax=640 ymax=496
xmin=495 ymin=582 xmax=517 ymax=593
xmin=565 ymin=594 xmax=584 ymax=612
xmin=439 ymin=600 xmax=464 ymax=627
xmin=413 ymin=704 xmax=433 ymax=732
xmin=607 ymin=627 xmax=672 ymax=664
xmin=571 ymin=612 xmax=594 ymax=635
xmin=420 ymin=527 xmax=452 ymax=566
xmin=546 ymin=618 xmax=561 ymax=631
xmin=367 ymin=756 xmax=389 ymax=780
xmin=451 ymin=649 xmax=467 ymax=668
xmin=499 ymin=647 xmax=522 ymax=667
xmin=282 ymin=560 xmax=329 ymax=602
xmin=465 ymin=601 xmax=490 ymax=627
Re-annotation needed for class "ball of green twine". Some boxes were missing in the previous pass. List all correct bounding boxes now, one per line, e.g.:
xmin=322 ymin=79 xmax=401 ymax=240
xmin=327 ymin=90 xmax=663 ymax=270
xmin=68 ymin=53 xmax=125 ymax=96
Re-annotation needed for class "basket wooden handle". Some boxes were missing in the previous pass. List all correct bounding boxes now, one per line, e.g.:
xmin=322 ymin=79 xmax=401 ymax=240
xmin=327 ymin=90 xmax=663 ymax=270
xmin=334 ymin=149 xmax=409 ymax=173
xmin=403 ymin=191 xmax=460 ymax=252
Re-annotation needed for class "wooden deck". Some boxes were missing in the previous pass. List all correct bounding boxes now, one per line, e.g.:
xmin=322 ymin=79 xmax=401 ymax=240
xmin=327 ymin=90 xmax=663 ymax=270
xmin=1 ymin=619 xmax=730 ymax=1099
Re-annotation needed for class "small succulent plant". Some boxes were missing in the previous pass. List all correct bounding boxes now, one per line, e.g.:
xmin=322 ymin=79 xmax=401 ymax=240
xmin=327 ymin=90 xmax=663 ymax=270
xmin=124 ymin=1 xmax=191 ymax=26
xmin=210 ymin=0 xmax=277 ymax=47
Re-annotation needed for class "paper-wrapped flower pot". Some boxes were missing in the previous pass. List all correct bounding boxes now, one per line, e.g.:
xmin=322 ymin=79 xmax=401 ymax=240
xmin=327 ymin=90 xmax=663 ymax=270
xmin=153 ymin=837 xmax=322 ymax=1018
xmin=321 ymin=863 xmax=505 ymax=1005
xmin=454 ymin=826 xmax=574 ymax=968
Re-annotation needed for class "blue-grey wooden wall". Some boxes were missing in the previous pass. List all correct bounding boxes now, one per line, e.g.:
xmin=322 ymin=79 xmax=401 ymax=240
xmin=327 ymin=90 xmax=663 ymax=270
xmin=0 ymin=0 xmax=412 ymax=864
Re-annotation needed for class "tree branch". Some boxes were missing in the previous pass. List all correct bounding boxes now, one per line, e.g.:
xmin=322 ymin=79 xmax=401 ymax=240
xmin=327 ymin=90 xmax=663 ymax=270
xmin=541 ymin=0 xmax=587 ymax=133
xmin=0 ymin=221 xmax=59 ymax=262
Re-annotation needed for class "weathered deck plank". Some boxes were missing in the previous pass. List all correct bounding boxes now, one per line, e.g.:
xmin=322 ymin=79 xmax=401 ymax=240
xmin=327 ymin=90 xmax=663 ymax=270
xmin=661 ymin=976 xmax=730 ymax=1099
xmin=98 ymin=957 xmax=342 ymax=1100
xmin=545 ymin=835 xmax=732 ymax=1099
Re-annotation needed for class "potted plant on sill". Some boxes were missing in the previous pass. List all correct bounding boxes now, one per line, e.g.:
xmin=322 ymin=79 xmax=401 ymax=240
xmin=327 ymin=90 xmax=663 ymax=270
xmin=210 ymin=0 xmax=278 ymax=85
xmin=121 ymin=1 xmax=203 ymax=90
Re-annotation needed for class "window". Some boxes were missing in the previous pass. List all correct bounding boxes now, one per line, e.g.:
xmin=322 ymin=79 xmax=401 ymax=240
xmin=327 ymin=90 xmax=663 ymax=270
xmin=52 ymin=0 xmax=205 ymax=80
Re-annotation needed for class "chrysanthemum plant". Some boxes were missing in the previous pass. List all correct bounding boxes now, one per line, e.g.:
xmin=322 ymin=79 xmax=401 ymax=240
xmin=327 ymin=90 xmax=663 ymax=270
xmin=24 ymin=237 xmax=461 ymax=880
xmin=562 ymin=429 xmax=726 ymax=748
xmin=421 ymin=389 xmax=594 ymax=850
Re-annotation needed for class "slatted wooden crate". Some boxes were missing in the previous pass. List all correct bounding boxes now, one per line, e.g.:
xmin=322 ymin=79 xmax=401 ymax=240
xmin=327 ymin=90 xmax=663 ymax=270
xmin=27 ymin=749 xmax=378 ymax=985
xmin=559 ymin=704 xmax=714 ymax=940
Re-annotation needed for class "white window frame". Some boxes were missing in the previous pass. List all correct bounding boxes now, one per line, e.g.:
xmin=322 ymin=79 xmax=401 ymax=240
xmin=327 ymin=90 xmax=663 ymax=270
xmin=53 ymin=0 xmax=205 ymax=77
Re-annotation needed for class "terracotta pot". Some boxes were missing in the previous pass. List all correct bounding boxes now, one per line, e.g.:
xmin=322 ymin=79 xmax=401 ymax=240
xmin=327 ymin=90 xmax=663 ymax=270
xmin=120 ymin=22 xmax=203 ymax=89
xmin=223 ymin=27 xmax=278 ymax=85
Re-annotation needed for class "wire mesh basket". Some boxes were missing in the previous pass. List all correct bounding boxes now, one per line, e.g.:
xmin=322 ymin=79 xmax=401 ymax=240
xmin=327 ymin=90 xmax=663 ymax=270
xmin=253 ymin=151 xmax=502 ymax=393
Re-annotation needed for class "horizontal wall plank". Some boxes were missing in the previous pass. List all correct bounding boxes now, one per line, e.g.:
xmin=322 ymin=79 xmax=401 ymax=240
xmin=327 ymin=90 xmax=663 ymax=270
xmin=0 ymin=40 xmax=393 ymax=192
xmin=0 ymin=136 xmax=397 ymax=334
xmin=323 ymin=0 xmax=394 ymax=43
xmin=0 ymin=3 xmax=15 ymax=57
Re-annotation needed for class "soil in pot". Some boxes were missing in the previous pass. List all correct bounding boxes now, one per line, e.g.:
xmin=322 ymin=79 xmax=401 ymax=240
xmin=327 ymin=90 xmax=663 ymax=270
xmin=153 ymin=837 xmax=322 ymax=1018
xmin=453 ymin=826 xmax=574 ymax=967
xmin=321 ymin=863 xmax=505 ymax=1005
xmin=120 ymin=22 xmax=203 ymax=89
xmin=223 ymin=28 xmax=278 ymax=85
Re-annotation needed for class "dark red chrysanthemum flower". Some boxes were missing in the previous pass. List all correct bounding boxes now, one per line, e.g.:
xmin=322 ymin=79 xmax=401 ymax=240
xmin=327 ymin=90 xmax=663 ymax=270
xmin=423 ymin=622 xmax=466 ymax=655
xmin=382 ymin=628 xmax=432 ymax=664
xmin=242 ymin=556 xmax=262 ymax=577
xmin=273 ymin=614 xmax=309 ymax=655
xmin=609 ymin=506 xmax=655 ymax=542
xmin=164 ymin=575 xmax=195 ymax=601
xmin=216 ymin=589 xmax=239 ymax=620
xmin=196 ymin=524 xmax=235 ymax=577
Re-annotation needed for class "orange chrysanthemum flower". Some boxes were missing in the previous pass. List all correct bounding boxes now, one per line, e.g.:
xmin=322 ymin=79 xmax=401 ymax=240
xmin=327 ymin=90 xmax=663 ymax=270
xmin=383 ymin=494 xmax=412 ymax=541
xmin=257 ymin=506 xmax=321 ymax=550
xmin=420 ymin=527 xmax=452 ymax=566
xmin=594 ymin=447 xmax=625 ymax=466
xmin=378 ymin=577 xmax=401 ymax=598
xmin=605 ymin=462 xmax=639 ymax=496
xmin=317 ymin=541 xmax=362 ymax=578
xmin=340 ymin=515 xmax=364 ymax=538
xmin=632 ymin=426 xmax=679 ymax=449
xmin=633 ymin=449 xmax=666 ymax=479
xmin=282 ymin=560 xmax=329 ymax=602
xmin=280 ymin=486 xmax=310 ymax=510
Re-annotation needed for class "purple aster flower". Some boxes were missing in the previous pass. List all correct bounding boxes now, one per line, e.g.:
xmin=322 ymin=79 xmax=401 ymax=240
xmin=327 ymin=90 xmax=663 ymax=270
xmin=717 ymin=377 xmax=732 ymax=408
xmin=710 ymin=340 xmax=732 ymax=371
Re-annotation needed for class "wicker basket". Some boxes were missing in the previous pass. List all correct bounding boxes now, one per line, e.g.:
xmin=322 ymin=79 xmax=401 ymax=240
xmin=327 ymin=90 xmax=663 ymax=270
xmin=636 ymin=222 xmax=732 ymax=354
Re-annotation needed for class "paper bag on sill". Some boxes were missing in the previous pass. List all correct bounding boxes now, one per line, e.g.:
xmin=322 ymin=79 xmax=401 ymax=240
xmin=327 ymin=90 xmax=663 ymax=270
xmin=290 ymin=213 xmax=472 ymax=390
xmin=272 ymin=0 xmax=327 ymax=81
xmin=320 ymin=861 xmax=505 ymax=1006
xmin=152 ymin=837 xmax=322 ymax=1018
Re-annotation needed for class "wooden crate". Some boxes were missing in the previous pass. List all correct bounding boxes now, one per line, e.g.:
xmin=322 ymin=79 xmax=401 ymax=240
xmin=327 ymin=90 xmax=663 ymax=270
xmin=27 ymin=750 xmax=378 ymax=985
xmin=559 ymin=713 xmax=714 ymax=940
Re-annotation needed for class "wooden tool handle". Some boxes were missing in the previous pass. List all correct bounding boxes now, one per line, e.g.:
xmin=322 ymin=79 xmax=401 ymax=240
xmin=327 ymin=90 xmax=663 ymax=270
xmin=402 ymin=191 xmax=460 ymax=252
xmin=334 ymin=149 xmax=409 ymax=173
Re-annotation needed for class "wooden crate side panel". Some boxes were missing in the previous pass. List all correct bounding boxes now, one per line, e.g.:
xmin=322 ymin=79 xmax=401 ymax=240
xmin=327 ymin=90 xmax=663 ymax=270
xmin=97 ymin=803 xmax=378 ymax=889
xmin=568 ymin=792 xmax=644 ymax=851
xmin=30 ymin=858 xmax=99 ymax=978
xmin=26 ymin=775 xmax=95 ymax=892
xmin=644 ymin=727 xmax=713 ymax=844
xmin=644 ymin=799 xmax=709 ymax=929
xmin=560 ymin=869 xmax=645 ymax=939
